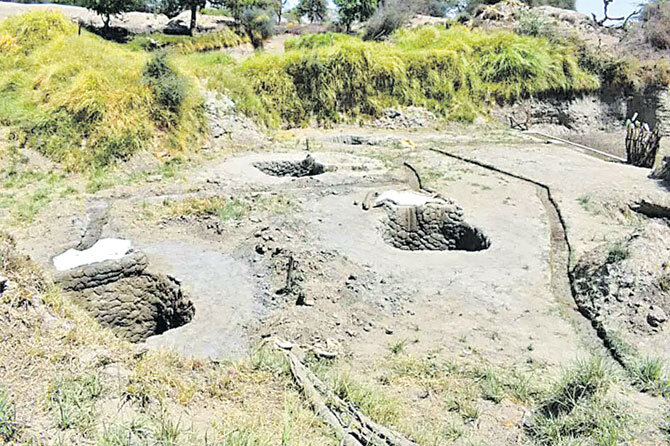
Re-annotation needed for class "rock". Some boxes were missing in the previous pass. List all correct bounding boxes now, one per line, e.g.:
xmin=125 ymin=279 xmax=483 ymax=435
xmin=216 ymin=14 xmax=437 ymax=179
xmin=276 ymin=340 xmax=293 ymax=350
xmin=647 ymin=306 xmax=667 ymax=327
xmin=0 ymin=275 xmax=10 ymax=294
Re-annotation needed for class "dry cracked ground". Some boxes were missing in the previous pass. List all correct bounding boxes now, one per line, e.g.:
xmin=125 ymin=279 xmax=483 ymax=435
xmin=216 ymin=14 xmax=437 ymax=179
xmin=2 ymin=115 xmax=670 ymax=444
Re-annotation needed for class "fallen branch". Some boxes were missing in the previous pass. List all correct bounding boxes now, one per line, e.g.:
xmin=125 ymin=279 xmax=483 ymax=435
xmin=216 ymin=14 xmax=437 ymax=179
xmin=279 ymin=344 xmax=417 ymax=446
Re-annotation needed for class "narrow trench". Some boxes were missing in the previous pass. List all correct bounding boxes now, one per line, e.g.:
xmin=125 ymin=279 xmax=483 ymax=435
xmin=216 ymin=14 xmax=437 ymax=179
xmin=427 ymin=147 xmax=627 ymax=366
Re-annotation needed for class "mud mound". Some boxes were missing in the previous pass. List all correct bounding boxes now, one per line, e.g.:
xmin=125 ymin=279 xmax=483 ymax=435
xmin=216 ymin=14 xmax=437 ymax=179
xmin=573 ymin=222 xmax=670 ymax=334
xmin=381 ymin=202 xmax=490 ymax=252
xmin=55 ymin=251 xmax=194 ymax=342
xmin=254 ymin=154 xmax=326 ymax=178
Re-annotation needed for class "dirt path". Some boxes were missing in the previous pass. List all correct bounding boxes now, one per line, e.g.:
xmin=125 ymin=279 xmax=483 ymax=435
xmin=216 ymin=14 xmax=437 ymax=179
xmin=427 ymin=147 xmax=611 ymax=360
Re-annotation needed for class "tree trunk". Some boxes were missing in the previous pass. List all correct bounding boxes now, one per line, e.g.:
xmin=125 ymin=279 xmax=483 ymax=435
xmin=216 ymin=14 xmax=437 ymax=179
xmin=190 ymin=5 xmax=197 ymax=35
xmin=104 ymin=14 xmax=110 ymax=32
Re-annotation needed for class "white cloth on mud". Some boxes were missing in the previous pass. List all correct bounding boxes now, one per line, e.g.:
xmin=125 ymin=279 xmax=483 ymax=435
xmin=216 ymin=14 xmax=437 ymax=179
xmin=373 ymin=190 xmax=443 ymax=208
xmin=53 ymin=238 xmax=132 ymax=271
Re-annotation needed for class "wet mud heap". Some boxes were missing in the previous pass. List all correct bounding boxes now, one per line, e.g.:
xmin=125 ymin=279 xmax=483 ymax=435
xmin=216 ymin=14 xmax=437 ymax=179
xmin=381 ymin=201 xmax=490 ymax=251
xmin=54 ymin=251 xmax=195 ymax=342
xmin=254 ymin=154 xmax=326 ymax=177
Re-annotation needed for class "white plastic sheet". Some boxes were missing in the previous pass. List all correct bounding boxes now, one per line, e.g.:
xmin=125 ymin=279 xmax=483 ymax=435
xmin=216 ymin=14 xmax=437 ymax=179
xmin=53 ymin=238 xmax=132 ymax=271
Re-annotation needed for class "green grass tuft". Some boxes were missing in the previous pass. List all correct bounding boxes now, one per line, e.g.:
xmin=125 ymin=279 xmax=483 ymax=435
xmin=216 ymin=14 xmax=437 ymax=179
xmin=606 ymin=241 xmax=630 ymax=264
xmin=526 ymin=357 xmax=632 ymax=445
xmin=628 ymin=356 xmax=670 ymax=396
xmin=47 ymin=374 xmax=102 ymax=433
xmin=0 ymin=389 xmax=18 ymax=442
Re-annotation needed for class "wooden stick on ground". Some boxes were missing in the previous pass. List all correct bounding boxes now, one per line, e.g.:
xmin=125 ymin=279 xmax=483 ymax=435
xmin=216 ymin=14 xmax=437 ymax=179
xmin=279 ymin=343 xmax=418 ymax=446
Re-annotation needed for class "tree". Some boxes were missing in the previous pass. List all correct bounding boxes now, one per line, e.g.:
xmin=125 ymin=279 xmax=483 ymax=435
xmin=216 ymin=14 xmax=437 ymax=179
xmin=275 ymin=0 xmax=288 ymax=23
xmin=213 ymin=0 xmax=275 ymax=46
xmin=642 ymin=0 xmax=670 ymax=49
xmin=155 ymin=0 xmax=206 ymax=33
xmin=296 ymin=0 xmax=328 ymax=23
xmin=334 ymin=0 xmax=377 ymax=31
xmin=185 ymin=0 xmax=206 ymax=33
xmin=81 ymin=0 xmax=138 ymax=31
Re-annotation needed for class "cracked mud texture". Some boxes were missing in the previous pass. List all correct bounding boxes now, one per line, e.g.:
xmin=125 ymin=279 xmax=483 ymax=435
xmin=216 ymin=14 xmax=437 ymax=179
xmin=381 ymin=201 xmax=491 ymax=251
xmin=254 ymin=154 xmax=325 ymax=177
xmin=54 ymin=251 xmax=195 ymax=342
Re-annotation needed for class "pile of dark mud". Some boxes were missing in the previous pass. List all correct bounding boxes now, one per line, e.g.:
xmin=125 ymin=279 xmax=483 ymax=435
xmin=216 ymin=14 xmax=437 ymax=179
xmin=254 ymin=154 xmax=325 ymax=178
xmin=381 ymin=201 xmax=490 ymax=252
xmin=55 ymin=251 xmax=194 ymax=342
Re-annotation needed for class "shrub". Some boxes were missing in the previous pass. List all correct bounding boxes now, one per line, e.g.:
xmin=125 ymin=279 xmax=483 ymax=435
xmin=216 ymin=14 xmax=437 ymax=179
xmin=143 ymin=52 xmax=187 ymax=122
xmin=465 ymin=0 xmax=575 ymax=13
xmin=239 ymin=7 xmax=274 ymax=49
xmin=363 ymin=0 xmax=412 ymax=41
xmin=642 ymin=0 xmax=670 ymax=50
xmin=412 ymin=0 xmax=452 ymax=17
xmin=334 ymin=0 xmax=377 ymax=32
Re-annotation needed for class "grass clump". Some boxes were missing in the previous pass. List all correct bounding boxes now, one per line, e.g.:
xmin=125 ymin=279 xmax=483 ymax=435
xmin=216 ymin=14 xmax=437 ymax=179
xmin=284 ymin=32 xmax=357 ymax=50
xmin=628 ymin=356 xmax=670 ymax=396
xmin=0 ymin=389 xmax=19 ymax=442
xmin=165 ymin=196 xmax=250 ymax=221
xmin=0 ymin=11 xmax=205 ymax=171
xmin=162 ymin=194 xmax=295 ymax=222
xmin=47 ymin=374 xmax=102 ymax=433
xmin=127 ymin=29 xmax=245 ymax=54
xmin=526 ymin=357 xmax=632 ymax=445
xmin=606 ymin=241 xmax=630 ymax=264
xmin=330 ymin=372 xmax=403 ymax=426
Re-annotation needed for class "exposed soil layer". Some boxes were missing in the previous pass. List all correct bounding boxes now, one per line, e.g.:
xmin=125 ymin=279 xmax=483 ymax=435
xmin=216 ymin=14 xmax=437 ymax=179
xmin=54 ymin=251 xmax=195 ymax=342
xmin=254 ymin=154 xmax=326 ymax=177
xmin=381 ymin=202 xmax=490 ymax=251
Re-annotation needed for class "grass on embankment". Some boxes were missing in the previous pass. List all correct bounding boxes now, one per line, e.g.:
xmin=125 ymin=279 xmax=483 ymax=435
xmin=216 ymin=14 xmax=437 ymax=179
xmin=177 ymin=24 xmax=599 ymax=128
xmin=0 ymin=11 xmax=206 ymax=171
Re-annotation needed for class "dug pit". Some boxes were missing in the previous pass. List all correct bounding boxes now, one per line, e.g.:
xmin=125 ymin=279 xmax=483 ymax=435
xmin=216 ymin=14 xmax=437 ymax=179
xmin=375 ymin=193 xmax=491 ymax=252
xmin=53 ymin=242 xmax=194 ymax=342
xmin=254 ymin=154 xmax=326 ymax=177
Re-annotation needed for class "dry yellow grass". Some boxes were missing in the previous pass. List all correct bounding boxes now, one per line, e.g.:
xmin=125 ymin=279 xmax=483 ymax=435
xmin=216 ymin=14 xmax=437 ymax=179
xmin=0 ymin=232 xmax=335 ymax=445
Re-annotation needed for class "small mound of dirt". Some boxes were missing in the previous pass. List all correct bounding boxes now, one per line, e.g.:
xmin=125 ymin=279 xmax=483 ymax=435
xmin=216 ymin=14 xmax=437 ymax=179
xmin=381 ymin=202 xmax=490 ymax=251
xmin=55 ymin=251 xmax=194 ymax=342
xmin=573 ymin=222 xmax=670 ymax=335
xmin=254 ymin=154 xmax=325 ymax=177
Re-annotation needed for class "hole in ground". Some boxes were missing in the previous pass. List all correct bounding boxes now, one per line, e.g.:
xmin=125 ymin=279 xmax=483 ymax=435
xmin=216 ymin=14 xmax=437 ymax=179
xmin=55 ymin=251 xmax=194 ymax=342
xmin=381 ymin=202 xmax=491 ymax=251
xmin=254 ymin=154 xmax=326 ymax=177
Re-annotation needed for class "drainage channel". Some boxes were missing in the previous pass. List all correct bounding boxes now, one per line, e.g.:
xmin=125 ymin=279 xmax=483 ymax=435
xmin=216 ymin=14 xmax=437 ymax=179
xmin=427 ymin=147 xmax=623 ymax=365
